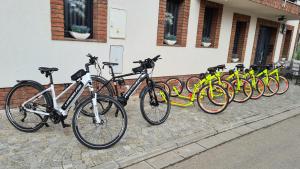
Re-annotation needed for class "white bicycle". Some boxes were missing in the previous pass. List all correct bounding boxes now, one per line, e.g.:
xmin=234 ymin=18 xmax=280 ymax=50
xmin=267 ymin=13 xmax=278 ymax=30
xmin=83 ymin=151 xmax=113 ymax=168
xmin=5 ymin=54 xmax=127 ymax=149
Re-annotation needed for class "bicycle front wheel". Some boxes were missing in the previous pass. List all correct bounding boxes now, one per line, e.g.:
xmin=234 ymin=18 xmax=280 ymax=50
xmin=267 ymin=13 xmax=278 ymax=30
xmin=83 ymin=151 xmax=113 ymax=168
xmin=247 ymin=77 xmax=265 ymax=100
xmin=186 ymin=76 xmax=202 ymax=93
xmin=166 ymin=78 xmax=183 ymax=97
xmin=140 ymin=85 xmax=171 ymax=125
xmin=155 ymin=81 xmax=171 ymax=96
xmin=5 ymin=81 xmax=51 ymax=132
xmin=72 ymin=95 xmax=127 ymax=149
xmin=231 ymin=78 xmax=253 ymax=103
xmin=262 ymin=76 xmax=279 ymax=97
xmin=197 ymin=84 xmax=229 ymax=114
xmin=276 ymin=75 xmax=289 ymax=95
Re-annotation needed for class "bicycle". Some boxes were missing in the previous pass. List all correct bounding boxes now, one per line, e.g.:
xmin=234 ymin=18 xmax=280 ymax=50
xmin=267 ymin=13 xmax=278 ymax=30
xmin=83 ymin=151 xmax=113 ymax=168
xmin=222 ymin=64 xmax=253 ymax=103
xmin=95 ymin=55 xmax=171 ymax=125
xmin=181 ymin=65 xmax=235 ymax=104
xmin=251 ymin=64 xmax=280 ymax=97
xmin=240 ymin=65 xmax=266 ymax=99
xmin=170 ymin=72 xmax=229 ymax=114
xmin=268 ymin=63 xmax=289 ymax=95
xmin=5 ymin=55 xmax=127 ymax=149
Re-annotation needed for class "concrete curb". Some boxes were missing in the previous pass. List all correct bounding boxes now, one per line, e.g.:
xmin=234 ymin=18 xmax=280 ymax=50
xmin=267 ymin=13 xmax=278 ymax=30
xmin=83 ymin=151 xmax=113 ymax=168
xmin=119 ymin=104 xmax=300 ymax=169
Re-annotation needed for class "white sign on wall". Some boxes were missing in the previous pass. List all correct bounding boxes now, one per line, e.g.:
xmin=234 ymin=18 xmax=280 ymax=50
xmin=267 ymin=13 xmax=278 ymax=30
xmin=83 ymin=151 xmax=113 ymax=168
xmin=109 ymin=45 xmax=124 ymax=74
xmin=109 ymin=8 xmax=127 ymax=39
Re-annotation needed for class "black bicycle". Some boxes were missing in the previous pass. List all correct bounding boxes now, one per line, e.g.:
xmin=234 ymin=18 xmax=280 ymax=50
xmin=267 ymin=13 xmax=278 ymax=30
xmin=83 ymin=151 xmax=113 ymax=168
xmin=90 ymin=55 xmax=171 ymax=125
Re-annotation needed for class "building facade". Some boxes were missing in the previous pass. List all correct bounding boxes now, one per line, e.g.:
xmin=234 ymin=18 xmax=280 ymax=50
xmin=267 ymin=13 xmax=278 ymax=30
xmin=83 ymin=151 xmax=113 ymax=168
xmin=0 ymin=0 xmax=300 ymax=108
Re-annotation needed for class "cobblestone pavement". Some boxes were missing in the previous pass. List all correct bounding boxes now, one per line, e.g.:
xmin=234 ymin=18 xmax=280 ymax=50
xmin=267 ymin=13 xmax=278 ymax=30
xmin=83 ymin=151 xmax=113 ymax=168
xmin=0 ymin=84 xmax=299 ymax=169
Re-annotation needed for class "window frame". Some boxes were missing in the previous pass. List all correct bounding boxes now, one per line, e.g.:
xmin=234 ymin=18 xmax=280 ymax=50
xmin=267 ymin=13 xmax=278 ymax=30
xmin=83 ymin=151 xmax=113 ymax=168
xmin=279 ymin=25 xmax=294 ymax=60
xmin=196 ymin=0 xmax=223 ymax=48
xmin=157 ymin=0 xmax=191 ymax=47
xmin=227 ymin=13 xmax=251 ymax=63
xmin=50 ymin=0 xmax=107 ymax=43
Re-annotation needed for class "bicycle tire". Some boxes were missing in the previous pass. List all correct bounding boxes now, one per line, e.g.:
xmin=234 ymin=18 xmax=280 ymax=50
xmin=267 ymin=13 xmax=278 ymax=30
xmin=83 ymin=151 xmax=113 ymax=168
xmin=186 ymin=76 xmax=202 ymax=93
xmin=166 ymin=78 xmax=184 ymax=97
xmin=140 ymin=85 xmax=171 ymax=125
xmin=247 ymin=77 xmax=265 ymax=100
xmin=72 ymin=95 xmax=127 ymax=149
xmin=155 ymin=81 xmax=171 ymax=96
xmin=213 ymin=79 xmax=235 ymax=103
xmin=197 ymin=84 xmax=229 ymax=114
xmin=79 ymin=76 xmax=115 ymax=117
xmin=262 ymin=76 xmax=279 ymax=97
xmin=231 ymin=78 xmax=253 ymax=103
xmin=276 ymin=75 xmax=289 ymax=95
xmin=5 ymin=81 xmax=52 ymax=132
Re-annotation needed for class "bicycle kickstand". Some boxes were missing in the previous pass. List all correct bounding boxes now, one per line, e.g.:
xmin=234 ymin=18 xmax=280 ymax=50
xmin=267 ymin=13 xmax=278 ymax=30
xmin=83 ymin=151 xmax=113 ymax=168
xmin=61 ymin=120 xmax=71 ymax=128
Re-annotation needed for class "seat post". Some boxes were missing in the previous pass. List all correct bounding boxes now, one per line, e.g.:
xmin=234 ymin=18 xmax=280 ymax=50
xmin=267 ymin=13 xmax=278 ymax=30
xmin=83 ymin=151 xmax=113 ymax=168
xmin=48 ymin=73 xmax=54 ymax=84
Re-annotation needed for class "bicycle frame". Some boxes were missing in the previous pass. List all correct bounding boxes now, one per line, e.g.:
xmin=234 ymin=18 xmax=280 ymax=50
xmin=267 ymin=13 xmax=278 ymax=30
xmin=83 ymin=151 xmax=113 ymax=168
xmin=170 ymin=74 xmax=215 ymax=107
xmin=225 ymin=70 xmax=243 ymax=90
xmin=21 ymin=72 xmax=100 ymax=122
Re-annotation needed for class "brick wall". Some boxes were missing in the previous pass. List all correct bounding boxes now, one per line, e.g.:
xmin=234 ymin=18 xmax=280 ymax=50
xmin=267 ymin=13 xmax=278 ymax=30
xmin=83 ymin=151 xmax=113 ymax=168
xmin=250 ymin=18 xmax=280 ymax=64
xmin=196 ymin=0 xmax=223 ymax=48
xmin=0 ymin=74 xmax=199 ymax=110
xmin=250 ymin=0 xmax=300 ymax=17
xmin=156 ymin=0 xmax=190 ymax=47
xmin=50 ymin=0 xmax=107 ymax=42
xmin=279 ymin=25 xmax=294 ymax=60
xmin=227 ymin=13 xmax=251 ymax=63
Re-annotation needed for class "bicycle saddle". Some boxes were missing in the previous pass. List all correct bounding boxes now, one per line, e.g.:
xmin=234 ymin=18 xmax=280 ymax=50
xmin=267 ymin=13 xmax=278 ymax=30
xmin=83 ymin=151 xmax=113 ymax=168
xmin=207 ymin=67 xmax=217 ymax=74
xmin=102 ymin=62 xmax=119 ymax=66
xmin=250 ymin=64 xmax=259 ymax=71
xmin=266 ymin=64 xmax=273 ymax=70
xmin=216 ymin=64 xmax=226 ymax=70
xmin=236 ymin=64 xmax=244 ymax=69
xmin=38 ymin=67 xmax=59 ymax=74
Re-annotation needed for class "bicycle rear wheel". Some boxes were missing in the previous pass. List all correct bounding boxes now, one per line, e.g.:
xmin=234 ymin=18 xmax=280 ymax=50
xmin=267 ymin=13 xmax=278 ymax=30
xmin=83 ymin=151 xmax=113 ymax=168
xmin=72 ymin=95 xmax=127 ymax=149
xmin=262 ymin=76 xmax=279 ymax=97
xmin=5 ymin=81 xmax=51 ymax=132
xmin=166 ymin=78 xmax=184 ymax=97
xmin=186 ymin=76 xmax=202 ymax=93
xmin=197 ymin=84 xmax=229 ymax=114
xmin=276 ymin=75 xmax=289 ymax=95
xmin=231 ymin=78 xmax=253 ymax=103
xmin=140 ymin=85 xmax=171 ymax=125
xmin=79 ymin=76 xmax=114 ymax=117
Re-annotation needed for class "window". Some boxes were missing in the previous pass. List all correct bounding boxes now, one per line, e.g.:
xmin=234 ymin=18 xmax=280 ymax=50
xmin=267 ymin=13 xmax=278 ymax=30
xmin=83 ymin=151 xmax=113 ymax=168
xmin=64 ymin=0 xmax=93 ymax=38
xmin=280 ymin=26 xmax=294 ymax=60
xmin=202 ymin=7 xmax=214 ymax=39
xmin=157 ymin=0 xmax=191 ymax=47
xmin=227 ymin=13 xmax=251 ymax=63
xmin=50 ymin=0 xmax=107 ymax=42
xmin=196 ymin=0 xmax=223 ymax=48
xmin=164 ymin=0 xmax=180 ymax=38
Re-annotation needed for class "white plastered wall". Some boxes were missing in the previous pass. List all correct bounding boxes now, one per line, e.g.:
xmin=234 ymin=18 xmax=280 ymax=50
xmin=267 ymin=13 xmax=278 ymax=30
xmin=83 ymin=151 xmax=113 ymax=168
xmin=0 ymin=0 xmax=298 ymax=88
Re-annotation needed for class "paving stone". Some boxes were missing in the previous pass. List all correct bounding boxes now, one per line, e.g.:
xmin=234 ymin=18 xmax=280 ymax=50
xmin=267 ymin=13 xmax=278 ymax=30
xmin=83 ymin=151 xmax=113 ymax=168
xmin=196 ymin=135 xmax=224 ymax=149
xmin=125 ymin=161 xmax=154 ymax=169
xmin=216 ymin=130 xmax=241 ymax=142
xmin=0 ymin=85 xmax=300 ymax=169
xmin=230 ymin=125 xmax=255 ymax=135
xmin=174 ymin=143 xmax=206 ymax=158
xmin=146 ymin=151 xmax=184 ymax=169
xmin=90 ymin=161 xmax=119 ymax=169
